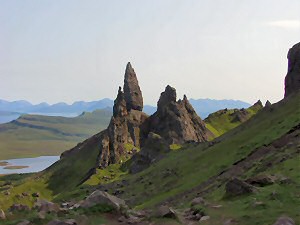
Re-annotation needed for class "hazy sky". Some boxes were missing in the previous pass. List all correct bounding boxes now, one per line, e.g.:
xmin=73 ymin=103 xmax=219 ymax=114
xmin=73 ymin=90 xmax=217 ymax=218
xmin=1 ymin=0 xmax=299 ymax=105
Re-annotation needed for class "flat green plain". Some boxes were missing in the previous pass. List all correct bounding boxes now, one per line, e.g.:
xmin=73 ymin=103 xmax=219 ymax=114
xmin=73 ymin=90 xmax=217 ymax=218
xmin=0 ymin=109 xmax=111 ymax=160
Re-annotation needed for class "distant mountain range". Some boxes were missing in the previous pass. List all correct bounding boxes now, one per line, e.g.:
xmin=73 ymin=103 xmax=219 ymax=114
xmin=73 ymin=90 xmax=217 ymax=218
xmin=0 ymin=98 xmax=251 ymax=123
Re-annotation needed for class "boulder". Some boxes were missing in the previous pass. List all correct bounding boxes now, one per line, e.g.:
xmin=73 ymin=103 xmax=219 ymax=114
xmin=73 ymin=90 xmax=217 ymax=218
xmin=0 ymin=209 xmax=5 ymax=220
xmin=285 ymin=42 xmax=300 ymax=98
xmin=200 ymin=215 xmax=210 ymax=222
xmin=10 ymin=204 xmax=30 ymax=212
xmin=32 ymin=192 xmax=40 ymax=197
xmin=191 ymin=197 xmax=207 ymax=206
xmin=33 ymin=199 xmax=60 ymax=213
xmin=272 ymin=216 xmax=295 ymax=225
xmin=246 ymin=174 xmax=275 ymax=187
xmin=80 ymin=190 xmax=127 ymax=211
xmin=47 ymin=219 xmax=77 ymax=225
xmin=16 ymin=220 xmax=30 ymax=225
xmin=225 ymin=178 xmax=256 ymax=196
xmin=183 ymin=207 xmax=205 ymax=221
xmin=155 ymin=205 xmax=177 ymax=219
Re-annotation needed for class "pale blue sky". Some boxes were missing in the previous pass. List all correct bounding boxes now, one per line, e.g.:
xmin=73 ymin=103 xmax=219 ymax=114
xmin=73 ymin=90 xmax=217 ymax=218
xmin=0 ymin=0 xmax=299 ymax=105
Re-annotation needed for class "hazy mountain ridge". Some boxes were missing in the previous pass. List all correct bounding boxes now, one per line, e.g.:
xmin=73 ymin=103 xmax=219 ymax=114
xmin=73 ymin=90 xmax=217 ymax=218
xmin=0 ymin=98 xmax=251 ymax=123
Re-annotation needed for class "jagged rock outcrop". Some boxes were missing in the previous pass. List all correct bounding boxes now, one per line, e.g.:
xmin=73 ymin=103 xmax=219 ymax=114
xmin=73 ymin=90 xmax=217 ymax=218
xmin=62 ymin=63 xmax=210 ymax=171
xmin=142 ymin=85 xmax=210 ymax=144
xmin=124 ymin=62 xmax=143 ymax=111
xmin=97 ymin=64 xmax=148 ymax=168
xmin=285 ymin=42 xmax=300 ymax=98
xmin=62 ymin=63 xmax=148 ymax=168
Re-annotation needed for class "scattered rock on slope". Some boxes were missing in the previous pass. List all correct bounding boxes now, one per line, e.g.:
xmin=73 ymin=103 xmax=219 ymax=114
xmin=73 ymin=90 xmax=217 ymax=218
xmin=0 ymin=209 xmax=5 ymax=220
xmin=272 ymin=216 xmax=295 ymax=225
xmin=47 ymin=219 xmax=77 ymax=225
xmin=33 ymin=199 xmax=60 ymax=213
xmin=225 ymin=178 xmax=256 ymax=196
xmin=246 ymin=174 xmax=276 ymax=187
xmin=80 ymin=190 xmax=127 ymax=211
xmin=285 ymin=42 xmax=300 ymax=98
xmin=155 ymin=205 xmax=178 ymax=219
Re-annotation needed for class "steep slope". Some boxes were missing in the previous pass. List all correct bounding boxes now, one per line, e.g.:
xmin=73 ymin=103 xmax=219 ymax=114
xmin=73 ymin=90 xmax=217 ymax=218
xmin=99 ymin=91 xmax=299 ymax=224
xmin=57 ymin=63 xmax=211 ymax=187
xmin=205 ymin=100 xmax=264 ymax=138
xmin=0 ymin=109 xmax=111 ymax=160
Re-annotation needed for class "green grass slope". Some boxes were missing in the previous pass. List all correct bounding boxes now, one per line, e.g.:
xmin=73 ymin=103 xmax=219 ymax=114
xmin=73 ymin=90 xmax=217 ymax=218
xmin=0 ymin=109 xmax=111 ymax=160
xmin=102 ymin=93 xmax=299 ymax=223
xmin=0 ymin=93 xmax=298 ymax=224
xmin=205 ymin=101 xmax=263 ymax=138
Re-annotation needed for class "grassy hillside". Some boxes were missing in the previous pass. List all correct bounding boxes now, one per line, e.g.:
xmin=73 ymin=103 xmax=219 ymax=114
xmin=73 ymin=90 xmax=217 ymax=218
xmin=205 ymin=101 xmax=263 ymax=138
xmin=0 ymin=109 xmax=111 ymax=160
xmin=0 ymin=93 xmax=299 ymax=224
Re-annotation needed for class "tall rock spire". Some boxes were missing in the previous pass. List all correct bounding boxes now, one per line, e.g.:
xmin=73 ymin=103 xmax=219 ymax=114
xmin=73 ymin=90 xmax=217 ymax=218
xmin=123 ymin=62 xmax=143 ymax=111
xmin=285 ymin=42 xmax=300 ymax=98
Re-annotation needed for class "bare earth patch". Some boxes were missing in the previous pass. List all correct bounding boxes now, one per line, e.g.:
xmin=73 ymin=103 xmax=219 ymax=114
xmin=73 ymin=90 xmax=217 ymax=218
xmin=3 ymin=165 xmax=29 ymax=170
xmin=0 ymin=161 xmax=9 ymax=166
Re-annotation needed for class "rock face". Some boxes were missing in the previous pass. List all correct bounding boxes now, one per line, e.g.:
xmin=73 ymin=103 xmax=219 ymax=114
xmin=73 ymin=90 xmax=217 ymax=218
xmin=62 ymin=63 xmax=210 ymax=172
xmin=62 ymin=63 xmax=148 ymax=168
xmin=129 ymin=132 xmax=170 ymax=174
xmin=124 ymin=62 xmax=143 ymax=111
xmin=97 ymin=64 xmax=147 ymax=167
xmin=142 ymin=85 xmax=210 ymax=144
xmin=285 ymin=42 xmax=300 ymax=98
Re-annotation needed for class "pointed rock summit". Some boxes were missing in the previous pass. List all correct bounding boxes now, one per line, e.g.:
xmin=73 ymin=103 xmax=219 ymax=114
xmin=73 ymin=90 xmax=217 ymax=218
xmin=265 ymin=100 xmax=272 ymax=108
xmin=285 ymin=42 xmax=300 ymax=98
xmin=124 ymin=62 xmax=143 ymax=111
xmin=143 ymin=85 xmax=210 ymax=144
xmin=113 ymin=86 xmax=127 ymax=117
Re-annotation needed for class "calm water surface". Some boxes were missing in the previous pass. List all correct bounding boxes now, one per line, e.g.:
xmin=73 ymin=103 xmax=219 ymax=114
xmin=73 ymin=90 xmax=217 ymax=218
xmin=0 ymin=156 xmax=59 ymax=174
